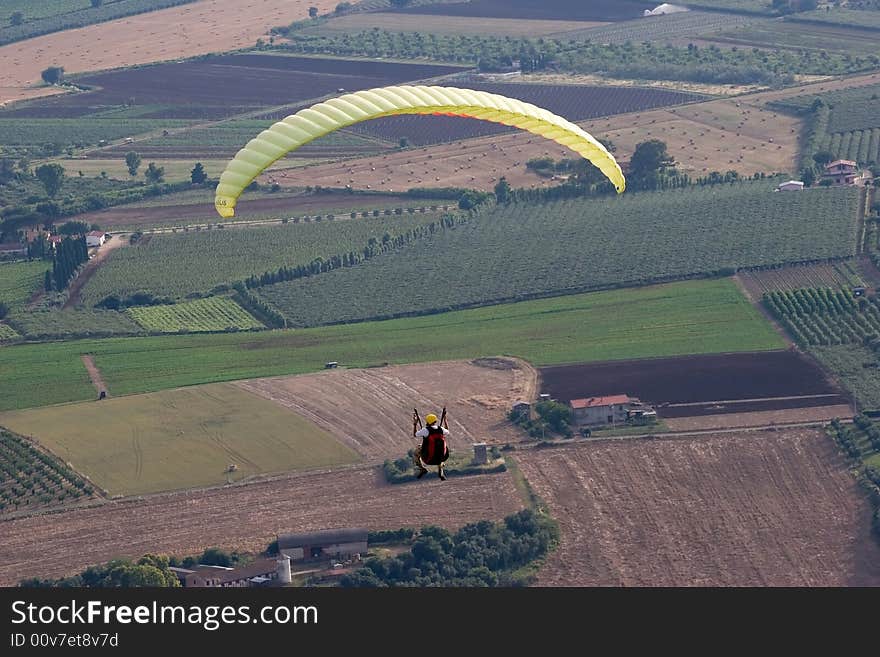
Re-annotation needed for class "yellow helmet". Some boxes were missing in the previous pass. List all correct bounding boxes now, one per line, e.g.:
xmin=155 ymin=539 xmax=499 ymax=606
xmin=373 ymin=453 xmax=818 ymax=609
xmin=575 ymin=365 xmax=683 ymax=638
xmin=425 ymin=413 xmax=438 ymax=425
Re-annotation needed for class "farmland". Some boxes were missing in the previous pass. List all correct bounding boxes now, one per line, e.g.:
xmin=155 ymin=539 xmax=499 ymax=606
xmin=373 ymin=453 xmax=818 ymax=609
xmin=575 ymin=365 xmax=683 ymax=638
xmin=737 ymin=262 xmax=865 ymax=297
xmin=787 ymin=8 xmax=880 ymax=31
xmin=394 ymin=0 xmax=656 ymax=22
xmin=127 ymin=297 xmax=263 ymax=333
xmin=0 ymin=279 xmax=782 ymax=411
xmin=709 ymin=19 xmax=880 ymax=57
xmin=255 ymin=185 xmax=861 ymax=327
xmin=539 ymin=350 xmax=844 ymax=417
xmin=763 ymin=288 xmax=880 ymax=348
xmin=0 ymin=383 xmax=359 ymax=496
xmin=0 ymin=0 xmax=341 ymax=105
xmin=0 ymin=324 xmax=19 ymax=342
xmin=4 ymin=54 xmax=467 ymax=120
xmin=74 ymin=192 xmax=446 ymax=229
xmin=811 ymin=346 xmax=880 ymax=410
xmin=5 ymin=308 xmax=144 ymax=341
xmin=80 ymin=211 xmax=445 ymax=303
xmin=0 ymin=428 xmax=96 ymax=516
xmin=307 ymin=12 xmax=606 ymax=38
xmin=0 ymin=464 xmax=523 ymax=586
xmin=0 ymin=260 xmax=46 ymax=309
xmin=518 ymin=429 xmax=880 ymax=586
xmin=348 ymin=82 xmax=702 ymax=147
xmin=772 ymin=83 xmax=880 ymax=133
xmin=237 ymin=358 xmax=535 ymax=461
xmin=555 ymin=11 xmax=762 ymax=44
xmin=0 ymin=0 xmax=198 ymax=47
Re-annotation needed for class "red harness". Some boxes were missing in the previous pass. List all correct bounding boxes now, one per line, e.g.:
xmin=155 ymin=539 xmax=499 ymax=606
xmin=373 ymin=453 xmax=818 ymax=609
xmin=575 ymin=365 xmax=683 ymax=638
xmin=421 ymin=424 xmax=449 ymax=465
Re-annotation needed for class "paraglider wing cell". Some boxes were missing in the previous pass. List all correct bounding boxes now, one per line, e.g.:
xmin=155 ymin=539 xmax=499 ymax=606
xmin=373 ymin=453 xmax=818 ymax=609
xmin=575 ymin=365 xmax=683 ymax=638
xmin=214 ymin=85 xmax=625 ymax=217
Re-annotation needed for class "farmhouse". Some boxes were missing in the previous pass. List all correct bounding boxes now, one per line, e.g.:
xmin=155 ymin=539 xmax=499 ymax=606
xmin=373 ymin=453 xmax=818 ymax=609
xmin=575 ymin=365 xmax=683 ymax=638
xmin=823 ymin=160 xmax=871 ymax=186
xmin=570 ymin=395 xmax=655 ymax=426
xmin=776 ymin=180 xmax=804 ymax=192
xmin=86 ymin=231 xmax=106 ymax=247
xmin=172 ymin=558 xmax=279 ymax=588
xmin=277 ymin=528 xmax=368 ymax=562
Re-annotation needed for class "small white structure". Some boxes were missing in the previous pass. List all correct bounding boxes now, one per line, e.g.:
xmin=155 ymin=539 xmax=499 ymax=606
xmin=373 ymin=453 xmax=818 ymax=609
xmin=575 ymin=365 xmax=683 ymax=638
xmin=644 ymin=3 xmax=688 ymax=16
xmin=276 ymin=555 xmax=292 ymax=585
xmin=86 ymin=231 xmax=106 ymax=247
xmin=776 ymin=180 xmax=804 ymax=192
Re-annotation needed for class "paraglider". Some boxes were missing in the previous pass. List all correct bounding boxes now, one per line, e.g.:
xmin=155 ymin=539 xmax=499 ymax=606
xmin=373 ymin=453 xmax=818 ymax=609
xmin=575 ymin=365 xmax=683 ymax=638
xmin=412 ymin=407 xmax=450 ymax=481
xmin=215 ymin=85 xmax=625 ymax=218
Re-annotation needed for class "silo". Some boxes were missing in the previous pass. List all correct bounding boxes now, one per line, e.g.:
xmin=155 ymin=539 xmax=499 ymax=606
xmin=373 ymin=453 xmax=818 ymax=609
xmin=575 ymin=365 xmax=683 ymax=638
xmin=276 ymin=555 xmax=292 ymax=584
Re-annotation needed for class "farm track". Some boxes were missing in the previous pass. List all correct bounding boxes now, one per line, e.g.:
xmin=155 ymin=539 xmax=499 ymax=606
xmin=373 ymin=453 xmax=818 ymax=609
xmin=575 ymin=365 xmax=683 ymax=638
xmin=0 ymin=464 xmax=523 ymax=586
xmin=518 ymin=428 xmax=880 ymax=586
xmin=80 ymin=355 xmax=108 ymax=398
xmin=62 ymin=233 xmax=129 ymax=309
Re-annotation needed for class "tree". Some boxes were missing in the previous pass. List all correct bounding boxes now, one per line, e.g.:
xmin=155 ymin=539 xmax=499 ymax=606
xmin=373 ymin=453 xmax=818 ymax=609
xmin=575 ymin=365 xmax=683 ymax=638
xmin=145 ymin=163 xmax=164 ymax=184
xmin=335 ymin=2 xmax=353 ymax=12
xmin=40 ymin=66 xmax=64 ymax=85
xmin=800 ymin=166 xmax=816 ymax=187
xmin=628 ymin=139 xmax=673 ymax=190
xmin=813 ymin=151 xmax=834 ymax=167
xmin=190 ymin=162 xmax=207 ymax=184
xmin=58 ymin=221 xmax=89 ymax=235
xmin=398 ymin=137 xmax=409 ymax=148
xmin=9 ymin=12 xmax=23 ymax=26
xmin=308 ymin=6 xmax=318 ymax=18
xmin=91 ymin=0 xmax=103 ymax=7
xmin=494 ymin=176 xmax=511 ymax=204
xmin=0 ymin=302 xmax=8 ymax=320
xmin=390 ymin=0 xmax=413 ymax=6
xmin=34 ymin=163 xmax=65 ymax=198
xmin=125 ymin=151 xmax=141 ymax=177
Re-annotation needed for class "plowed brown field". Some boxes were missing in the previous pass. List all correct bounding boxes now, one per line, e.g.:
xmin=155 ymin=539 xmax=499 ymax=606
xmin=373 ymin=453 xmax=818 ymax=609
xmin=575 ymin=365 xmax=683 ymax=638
xmin=0 ymin=465 xmax=523 ymax=585
xmin=517 ymin=428 xmax=880 ymax=586
xmin=236 ymin=358 xmax=537 ymax=462
xmin=0 ymin=0 xmax=338 ymax=105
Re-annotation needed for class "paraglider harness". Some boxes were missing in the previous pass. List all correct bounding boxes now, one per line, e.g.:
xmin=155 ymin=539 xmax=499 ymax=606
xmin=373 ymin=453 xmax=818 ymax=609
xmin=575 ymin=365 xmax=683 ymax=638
xmin=412 ymin=406 xmax=449 ymax=466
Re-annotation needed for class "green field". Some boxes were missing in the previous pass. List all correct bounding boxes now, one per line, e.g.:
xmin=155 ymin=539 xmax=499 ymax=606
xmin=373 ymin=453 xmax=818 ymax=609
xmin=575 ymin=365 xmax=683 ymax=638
xmin=0 ymin=260 xmax=46 ymax=310
xmin=0 ymin=383 xmax=359 ymax=496
xmin=712 ymin=19 xmax=880 ymax=56
xmin=811 ymin=346 xmax=880 ymax=410
xmin=0 ymin=279 xmax=783 ymax=411
xmin=80 ymin=212 xmax=447 ymax=304
xmin=7 ymin=308 xmax=143 ymax=340
xmin=255 ymin=184 xmax=861 ymax=327
xmin=0 ymin=324 xmax=20 ymax=342
xmin=127 ymin=297 xmax=263 ymax=333
xmin=0 ymin=428 xmax=95 ymax=515
xmin=787 ymin=8 xmax=880 ymax=31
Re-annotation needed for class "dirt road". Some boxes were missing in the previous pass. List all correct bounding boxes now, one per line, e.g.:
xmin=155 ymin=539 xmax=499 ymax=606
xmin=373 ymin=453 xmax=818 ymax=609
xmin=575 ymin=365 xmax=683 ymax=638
xmin=62 ymin=233 xmax=128 ymax=309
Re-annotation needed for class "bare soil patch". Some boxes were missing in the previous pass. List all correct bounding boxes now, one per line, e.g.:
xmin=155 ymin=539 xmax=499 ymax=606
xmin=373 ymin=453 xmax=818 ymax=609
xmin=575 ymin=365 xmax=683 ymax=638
xmin=517 ymin=428 xmax=880 ymax=586
xmin=663 ymin=404 xmax=853 ymax=431
xmin=0 ymin=0 xmax=339 ymax=105
xmin=236 ymin=358 xmax=537 ymax=462
xmin=0 ymin=464 xmax=523 ymax=585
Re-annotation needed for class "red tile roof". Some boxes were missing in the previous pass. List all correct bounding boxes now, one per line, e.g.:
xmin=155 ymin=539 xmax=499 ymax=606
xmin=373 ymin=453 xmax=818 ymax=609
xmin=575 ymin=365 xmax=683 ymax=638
xmin=87 ymin=230 xmax=105 ymax=237
xmin=825 ymin=159 xmax=857 ymax=168
xmin=570 ymin=395 xmax=631 ymax=409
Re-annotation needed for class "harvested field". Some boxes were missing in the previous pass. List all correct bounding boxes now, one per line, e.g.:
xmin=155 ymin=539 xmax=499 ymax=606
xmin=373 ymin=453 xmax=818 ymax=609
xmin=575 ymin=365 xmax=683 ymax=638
xmin=0 ymin=0 xmax=340 ymax=105
xmin=663 ymin=404 xmax=853 ymax=431
xmin=73 ymin=192 xmax=443 ymax=228
xmin=539 ymin=350 xmax=845 ymax=417
xmin=0 ymin=464 xmax=523 ymax=585
xmin=236 ymin=358 xmax=538 ymax=462
xmin=395 ymin=0 xmax=655 ymax=22
xmin=517 ymin=429 xmax=880 ymax=586
xmin=350 ymin=83 xmax=702 ymax=147
xmin=4 ymin=54 xmax=465 ymax=119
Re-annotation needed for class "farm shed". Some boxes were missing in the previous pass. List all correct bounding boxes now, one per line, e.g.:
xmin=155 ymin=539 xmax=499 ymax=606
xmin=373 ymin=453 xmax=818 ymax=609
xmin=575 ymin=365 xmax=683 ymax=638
xmin=776 ymin=180 xmax=804 ymax=192
xmin=173 ymin=558 xmax=279 ymax=588
xmin=277 ymin=528 xmax=368 ymax=562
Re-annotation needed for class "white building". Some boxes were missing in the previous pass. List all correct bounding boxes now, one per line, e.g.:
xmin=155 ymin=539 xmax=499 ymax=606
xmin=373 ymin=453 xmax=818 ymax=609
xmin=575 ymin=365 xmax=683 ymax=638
xmin=86 ymin=231 xmax=106 ymax=247
xmin=776 ymin=180 xmax=804 ymax=192
xmin=644 ymin=4 xmax=688 ymax=16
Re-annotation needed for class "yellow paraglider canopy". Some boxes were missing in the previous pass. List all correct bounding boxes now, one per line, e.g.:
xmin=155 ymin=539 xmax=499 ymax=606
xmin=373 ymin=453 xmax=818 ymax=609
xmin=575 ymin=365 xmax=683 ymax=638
xmin=215 ymin=85 xmax=625 ymax=218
